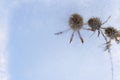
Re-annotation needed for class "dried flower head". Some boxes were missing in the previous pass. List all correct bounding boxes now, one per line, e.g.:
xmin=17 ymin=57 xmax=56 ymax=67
xmin=69 ymin=14 xmax=83 ymax=30
xmin=104 ymin=27 xmax=120 ymax=43
xmin=88 ymin=17 xmax=102 ymax=31
xmin=103 ymin=27 xmax=120 ymax=52
xmin=55 ymin=13 xmax=84 ymax=43
xmin=86 ymin=16 xmax=111 ymax=41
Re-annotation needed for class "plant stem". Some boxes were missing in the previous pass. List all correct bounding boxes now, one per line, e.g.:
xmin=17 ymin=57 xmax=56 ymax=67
xmin=108 ymin=52 xmax=114 ymax=80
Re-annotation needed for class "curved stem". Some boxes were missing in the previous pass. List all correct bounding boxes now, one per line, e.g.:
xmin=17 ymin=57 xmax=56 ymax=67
xmin=102 ymin=16 xmax=111 ymax=25
xmin=69 ymin=31 xmax=75 ymax=43
xmin=89 ymin=31 xmax=96 ymax=38
xmin=77 ymin=31 xmax=84 ymax=43
xmin=100 ymin=29 xmax=107 ymax=42
xmin=98 ymin=30 xmax=100 ymax=37
xmin=55 ymin=28 xmax=71 ymax=35
xmin=108 ymin=52 xmax=114 ymax=80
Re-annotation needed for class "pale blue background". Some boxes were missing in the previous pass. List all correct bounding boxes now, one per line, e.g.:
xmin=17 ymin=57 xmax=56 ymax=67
xmin=1 ymin=0 xmax=120 ymax=80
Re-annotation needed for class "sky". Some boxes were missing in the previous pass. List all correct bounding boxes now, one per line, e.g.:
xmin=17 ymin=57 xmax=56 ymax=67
xmin=0 ymin=0 xmax=120 ymax=80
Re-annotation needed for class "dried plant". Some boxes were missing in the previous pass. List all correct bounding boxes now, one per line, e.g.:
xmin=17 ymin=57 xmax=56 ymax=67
xmin=85 ymin=16 xmax=111 ymax=42
xmin=104 ymin=41 xmax=111 ymax=52
xmin=104 ymin=27 xmax=120 ymax=43
xmin=102 ymin=26 xmax=120 ymax=80
xmin=55 ymin=13 xmax=85 ymax=43
xmin=55 ymin=14 xmax=119 ymax=80
xmin=102 ymin=26 xmax=120 ymax=51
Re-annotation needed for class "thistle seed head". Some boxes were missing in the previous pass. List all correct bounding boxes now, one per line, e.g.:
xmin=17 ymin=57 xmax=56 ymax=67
xmin=69 ymin=13 xmax=83 ymax=31
xmin=104 ymin=27 xmax=118 ymax=39
xmin=88 ymin=17 xmax=102 ymax=31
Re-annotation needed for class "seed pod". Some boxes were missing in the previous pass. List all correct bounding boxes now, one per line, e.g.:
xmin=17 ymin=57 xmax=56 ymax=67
xmin=55 ymin=13 xmax=85 ymax=43
xmin=69 ymin=13 xmax=84 ymax=30
xmin=88 ymin=17 xmax=102 ymax=31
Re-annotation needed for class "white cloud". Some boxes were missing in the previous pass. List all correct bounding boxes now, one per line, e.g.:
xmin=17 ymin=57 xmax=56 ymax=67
xmin=0 ymin=24 xmax=9 ymax=80
xmin=0 ymin=0 xmax=9 ymax=80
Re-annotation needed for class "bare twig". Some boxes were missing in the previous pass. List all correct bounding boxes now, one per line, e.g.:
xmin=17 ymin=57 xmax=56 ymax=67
xmin=108 ymin=52 xmax=114 ymax=80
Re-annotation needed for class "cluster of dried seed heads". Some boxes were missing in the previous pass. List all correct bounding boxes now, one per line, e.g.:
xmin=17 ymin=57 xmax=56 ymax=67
xmin=55 ymin=13 xmax=120 ymax=80
xmin=55 ymin=13 xmax=120 ymax=52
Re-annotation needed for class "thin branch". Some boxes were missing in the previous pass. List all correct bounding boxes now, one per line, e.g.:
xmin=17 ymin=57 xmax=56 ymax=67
xmin=102 ymin=16 xmax=111 ymax=25
xmin=82 ymin=28 xmax=92 ymax=31
xmin=100 ymin=29 xmax=107 ymax=42
xmin=77 ymin=31 xmax=84 ymax=43
xmin=89 ymin=31 xmax=96 ymax=38
xmin=98 ymin=30 xmax=100 ymax=37
xmin=108 ymin=52 xmax=114 ymax=80
xmin=55 ymin=29 xmax=71 ymax=35
xmin=69 ymin=31 xmax=75 ymax=43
